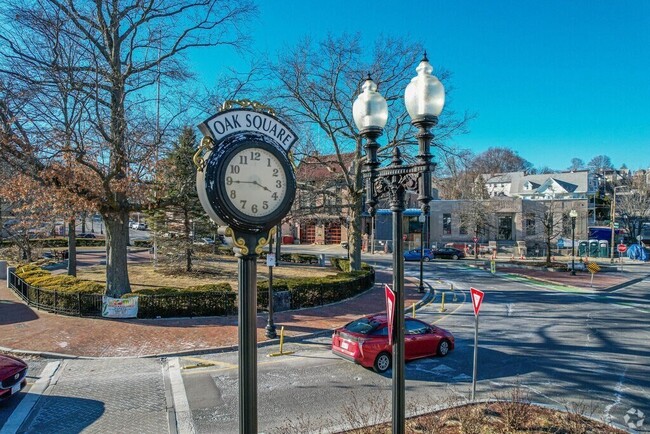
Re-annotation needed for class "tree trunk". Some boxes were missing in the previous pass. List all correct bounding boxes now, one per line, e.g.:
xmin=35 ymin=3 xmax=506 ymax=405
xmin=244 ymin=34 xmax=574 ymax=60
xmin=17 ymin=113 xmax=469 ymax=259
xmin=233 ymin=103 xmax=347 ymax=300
xmin=184 ymin=208 xmax=192 ymax=272
xmin=67 ymin=218 xmax=77 ymax=277
xmin=103 ymin=210 xmax=131 ymax=296
xmin=545 ymin=236 xmax=552 ymax=265
xmin=80 ymin=212 xmax=86 ymax=234
xmin=349 ymin=209 xmax=362 ymax=271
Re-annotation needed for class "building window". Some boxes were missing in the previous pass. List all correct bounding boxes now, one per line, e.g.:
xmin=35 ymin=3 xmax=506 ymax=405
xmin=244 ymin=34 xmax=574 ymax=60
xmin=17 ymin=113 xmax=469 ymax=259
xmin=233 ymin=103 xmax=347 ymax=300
xmin=497 ymin=215 xmax=513 ymax=240
xmin=459 ymin=224 xmax=467 ymax=235
xmin=443 ymin=213 xmax=452 ymax=235
xmin=525 ymin=214 xmax=536 ymax=236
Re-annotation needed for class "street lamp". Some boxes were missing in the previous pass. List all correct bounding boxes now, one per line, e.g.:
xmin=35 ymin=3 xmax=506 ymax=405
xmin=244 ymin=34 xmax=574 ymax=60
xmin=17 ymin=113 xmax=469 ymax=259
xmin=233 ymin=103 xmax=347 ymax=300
xmin=570 ymin=209 xmax=577 ymax=275
xmin=353 ymin=53 xmax=443 ymax=434
xmin=418 ymin=213 xmax=426 ymax=293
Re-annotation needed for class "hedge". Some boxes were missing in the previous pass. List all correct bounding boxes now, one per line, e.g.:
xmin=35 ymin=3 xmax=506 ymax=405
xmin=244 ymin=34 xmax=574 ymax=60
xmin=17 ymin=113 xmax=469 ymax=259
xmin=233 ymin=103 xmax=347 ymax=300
xmin=10 ymin=262 xmax=373 ymax=317
xmin=257 ymin=263 xmax=375 ymax=310
xmin=124 ymin=283 xmax=236 ymax=317
xmin=278 ymin=253 xmax=320 ymax=264
xmin=1 ymin=237 xmax=151 ymax=248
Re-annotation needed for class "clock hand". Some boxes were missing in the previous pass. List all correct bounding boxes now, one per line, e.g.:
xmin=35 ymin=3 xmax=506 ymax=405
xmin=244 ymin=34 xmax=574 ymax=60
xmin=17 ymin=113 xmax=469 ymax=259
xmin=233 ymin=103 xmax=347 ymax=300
xmin=252 ymin=180 xmax=272 ymax=192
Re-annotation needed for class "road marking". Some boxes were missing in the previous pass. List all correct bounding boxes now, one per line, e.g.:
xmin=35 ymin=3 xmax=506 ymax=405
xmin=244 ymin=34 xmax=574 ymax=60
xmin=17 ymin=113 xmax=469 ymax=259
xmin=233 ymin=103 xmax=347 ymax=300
xmin=0 ymin=361 xmax=60 ymax=434
xmin=168 ymin=357 xmax=196 ymax=434
xmin=430 ymin=287 xmax=467 ymax=323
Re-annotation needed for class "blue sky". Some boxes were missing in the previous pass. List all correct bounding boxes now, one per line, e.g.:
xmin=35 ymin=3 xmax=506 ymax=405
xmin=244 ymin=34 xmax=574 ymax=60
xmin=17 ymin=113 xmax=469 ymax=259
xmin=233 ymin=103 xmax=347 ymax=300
xmin=191 ymin=1 xmax=650 ymax=171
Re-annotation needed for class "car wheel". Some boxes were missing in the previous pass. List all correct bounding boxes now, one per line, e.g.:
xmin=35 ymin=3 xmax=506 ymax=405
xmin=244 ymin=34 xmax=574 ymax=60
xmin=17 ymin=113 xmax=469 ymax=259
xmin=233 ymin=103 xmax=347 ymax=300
xmin=452 ymin=254 xmax=459 ymax=260
xmin=374 ymin=352 xmax=391 ymax=373
xmin=438 ymin=339 xmax=450 ymax=356
xmin=424 ymin=256 xmax=431 ymax=262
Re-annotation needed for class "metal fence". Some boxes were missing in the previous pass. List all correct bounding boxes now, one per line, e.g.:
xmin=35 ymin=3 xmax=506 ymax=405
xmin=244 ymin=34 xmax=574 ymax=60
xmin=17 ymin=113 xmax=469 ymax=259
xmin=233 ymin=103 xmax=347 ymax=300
xmin=7 ymin=270 xmax=237 ymax=318
xmin=8 ymin=267 xmax=374 ymax=318
xmin=8 ymin=271 xmax=103 ymax=316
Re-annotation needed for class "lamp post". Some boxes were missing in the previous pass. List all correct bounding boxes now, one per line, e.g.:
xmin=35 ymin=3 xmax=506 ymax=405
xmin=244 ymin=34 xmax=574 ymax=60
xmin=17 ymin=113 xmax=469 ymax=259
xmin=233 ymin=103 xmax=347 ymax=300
xmin=353 ymin=53 xmax=443 ymax=434
xmin=570 ymin=209 xmax=577 ymax=275
xmin=418 ymin=213 xmax=426 ymax=293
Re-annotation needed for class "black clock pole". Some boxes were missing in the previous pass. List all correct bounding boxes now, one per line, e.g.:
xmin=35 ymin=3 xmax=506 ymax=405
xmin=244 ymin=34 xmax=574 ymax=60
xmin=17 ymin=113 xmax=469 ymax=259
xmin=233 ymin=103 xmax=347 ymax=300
xmin=196 ymin=103 xmax=298 ymax=434
xmin=234 ymin=231 xmax=265 ymax=434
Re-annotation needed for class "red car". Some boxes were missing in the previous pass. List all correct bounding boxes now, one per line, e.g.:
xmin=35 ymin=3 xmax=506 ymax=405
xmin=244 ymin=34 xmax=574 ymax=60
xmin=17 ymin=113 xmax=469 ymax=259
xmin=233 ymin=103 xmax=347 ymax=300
xmin=0 ymin=354 xmax=28 ymax=400
xmin=332 ymin=314 xmax=454 ymax=373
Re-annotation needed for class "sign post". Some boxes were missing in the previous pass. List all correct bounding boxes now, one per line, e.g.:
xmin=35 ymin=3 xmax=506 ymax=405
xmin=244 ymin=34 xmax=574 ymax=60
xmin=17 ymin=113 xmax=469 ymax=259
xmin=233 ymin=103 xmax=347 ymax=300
xmin=585 ymin=261 xmax=601 ymax=287
xmin=617 ymin=243 xmax=627 ymax=272
xmin=470 ymin=287 xmax=485 ymax=401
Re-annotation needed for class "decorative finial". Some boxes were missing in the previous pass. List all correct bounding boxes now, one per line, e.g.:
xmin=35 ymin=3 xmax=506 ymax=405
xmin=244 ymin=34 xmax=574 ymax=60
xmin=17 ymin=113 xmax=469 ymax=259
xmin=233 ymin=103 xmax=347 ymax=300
xmin=391 ymin=146 xmax=403 ymax=166
xmin=422 ymin=51 xmax=429 ymax=62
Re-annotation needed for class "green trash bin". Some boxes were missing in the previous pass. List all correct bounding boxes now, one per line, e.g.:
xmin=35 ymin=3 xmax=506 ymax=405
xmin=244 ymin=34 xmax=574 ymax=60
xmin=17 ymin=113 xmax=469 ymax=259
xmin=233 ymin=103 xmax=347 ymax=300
xmin=589 ymin=240 xmax=599 ymax=257
xmin=578 ymin=241 xmax=589 ymax=256
xmin=599 ymin=241 xmax=609 ymax=258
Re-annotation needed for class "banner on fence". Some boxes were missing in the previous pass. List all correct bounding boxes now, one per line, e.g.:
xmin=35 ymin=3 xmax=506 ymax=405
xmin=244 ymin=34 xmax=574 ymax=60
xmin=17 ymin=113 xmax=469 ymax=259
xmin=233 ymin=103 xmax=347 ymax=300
xmin=102 ymin=296 xmax=138 ymax=318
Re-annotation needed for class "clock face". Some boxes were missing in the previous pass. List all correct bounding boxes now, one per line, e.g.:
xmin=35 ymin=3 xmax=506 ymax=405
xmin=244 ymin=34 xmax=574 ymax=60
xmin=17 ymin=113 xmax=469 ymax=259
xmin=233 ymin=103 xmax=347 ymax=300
xmin=221 ymin=145 xmax=288 ymax=218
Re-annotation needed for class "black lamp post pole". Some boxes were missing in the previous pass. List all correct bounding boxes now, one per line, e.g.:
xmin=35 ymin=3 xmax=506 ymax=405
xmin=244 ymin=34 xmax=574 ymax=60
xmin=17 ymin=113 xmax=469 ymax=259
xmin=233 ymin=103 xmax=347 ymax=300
xmin=413 ymin=115 xmax=436 ymax=295
xmin=362 ymin=132 xmax=433 ymax=434
xmin=418 ymin=217 xmax=425 ymax=293
xmin=571 ymin=216 xmax=576 ymax=275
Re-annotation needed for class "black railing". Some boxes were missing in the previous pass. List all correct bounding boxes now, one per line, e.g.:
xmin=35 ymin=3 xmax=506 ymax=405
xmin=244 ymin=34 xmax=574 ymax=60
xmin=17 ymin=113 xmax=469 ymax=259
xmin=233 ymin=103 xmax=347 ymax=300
xmin=8 ymin=267 xmax=374 ymax=318
xmin=7 ymin=270 xmax=236 ymax=318
xmin=9 ymin=271 xmax=104 ymax=316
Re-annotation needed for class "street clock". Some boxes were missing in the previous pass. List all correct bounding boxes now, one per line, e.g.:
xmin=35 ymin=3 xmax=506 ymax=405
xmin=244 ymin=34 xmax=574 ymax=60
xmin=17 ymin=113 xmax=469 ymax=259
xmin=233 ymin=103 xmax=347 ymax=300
xmin=195 ymin=103 xmax=297 ymax=234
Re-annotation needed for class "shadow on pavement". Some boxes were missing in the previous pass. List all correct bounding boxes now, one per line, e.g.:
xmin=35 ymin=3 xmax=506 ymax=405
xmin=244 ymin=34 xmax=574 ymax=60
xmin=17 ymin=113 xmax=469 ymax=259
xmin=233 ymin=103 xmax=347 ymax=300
xmin=0 ymin=300 xmax=38 ymax=325
xmin=13 ymin=395 xmax=104 ymax=433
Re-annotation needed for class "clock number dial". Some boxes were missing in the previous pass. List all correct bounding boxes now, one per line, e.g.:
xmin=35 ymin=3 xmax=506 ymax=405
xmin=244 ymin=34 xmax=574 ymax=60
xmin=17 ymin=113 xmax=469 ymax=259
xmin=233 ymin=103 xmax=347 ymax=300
xmin=222 ymin=146 xmax=289 ymax=218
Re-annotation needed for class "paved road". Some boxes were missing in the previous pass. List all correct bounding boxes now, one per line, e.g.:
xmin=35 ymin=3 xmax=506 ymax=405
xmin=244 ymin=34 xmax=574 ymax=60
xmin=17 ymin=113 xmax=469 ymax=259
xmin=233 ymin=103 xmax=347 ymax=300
xmin=2 ymin=258 xmax=648 ymax=433
xmin=177 ymin=262 xmax=650 ymax=433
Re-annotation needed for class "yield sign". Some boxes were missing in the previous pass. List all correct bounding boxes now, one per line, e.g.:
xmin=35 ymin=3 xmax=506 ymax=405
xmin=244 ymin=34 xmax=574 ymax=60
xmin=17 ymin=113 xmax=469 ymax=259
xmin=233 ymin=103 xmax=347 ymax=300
xmin=385 ymin=284 xmax=395 ymax=345
xmin=470 ymin=287 xmax=485 ymax=316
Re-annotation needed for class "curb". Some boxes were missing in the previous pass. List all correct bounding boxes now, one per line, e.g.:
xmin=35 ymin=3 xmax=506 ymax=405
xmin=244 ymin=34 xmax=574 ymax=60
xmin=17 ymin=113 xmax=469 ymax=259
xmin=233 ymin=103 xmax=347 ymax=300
xmin=1 ymin=274 xmax=433 ymax=360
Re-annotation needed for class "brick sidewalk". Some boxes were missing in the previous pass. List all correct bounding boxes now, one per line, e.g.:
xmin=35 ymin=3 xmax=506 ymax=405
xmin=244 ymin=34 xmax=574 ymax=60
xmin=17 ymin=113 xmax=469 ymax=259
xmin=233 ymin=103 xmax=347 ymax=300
xmin=3 ymin=263 xmax=645 ymax=359
xmin=0 ymin=271 xmax=423 ymax=358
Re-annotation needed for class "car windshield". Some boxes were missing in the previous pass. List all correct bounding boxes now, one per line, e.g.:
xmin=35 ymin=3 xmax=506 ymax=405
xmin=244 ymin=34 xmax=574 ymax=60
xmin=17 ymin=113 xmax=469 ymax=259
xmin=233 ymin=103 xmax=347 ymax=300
xmin=344 ymin=318 xmax=381 ymax=334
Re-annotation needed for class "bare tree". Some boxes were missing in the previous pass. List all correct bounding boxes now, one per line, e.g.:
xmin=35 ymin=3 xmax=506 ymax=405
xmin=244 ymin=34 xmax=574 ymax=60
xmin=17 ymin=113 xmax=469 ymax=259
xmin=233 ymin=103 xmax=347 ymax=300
xmin=615 ymin=179 xmax=650 ymax=240
xmin=0 ymin=0 xmax=255 ymax=296
xmin=265 ymin=34 xmax=472 ymax=270
xmin=568 ymin=157 xmax=585 ymax=171
xmin=587 ymin=155 xmax=614 ymax=174
xmin=533 ymin=199 xmax=569 ymax=265
xmin=456 ymin=199 xmax=502 ymax=259
xmin=470 ymin=147 xmax=533 ymax=176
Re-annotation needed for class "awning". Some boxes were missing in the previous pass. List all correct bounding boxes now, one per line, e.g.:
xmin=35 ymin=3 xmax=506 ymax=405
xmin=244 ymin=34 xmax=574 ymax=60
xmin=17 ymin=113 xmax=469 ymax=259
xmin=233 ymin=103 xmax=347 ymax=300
xmin=362 ymin=208 xmax=424 ymax=217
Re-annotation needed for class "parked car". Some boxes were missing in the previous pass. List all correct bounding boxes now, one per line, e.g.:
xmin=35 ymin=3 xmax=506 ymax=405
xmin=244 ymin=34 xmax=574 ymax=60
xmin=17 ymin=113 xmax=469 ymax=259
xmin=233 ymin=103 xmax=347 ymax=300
xmin=195 ymin=237 xmax=215 ymax=245
xmin=136 ymin=223 xmax=147 ymax=230
xmin=78 ymin=233 xmax=97 ymax=239
xmin=332 ymin=314 xmax=454 ymax=373
xmin=0 ymin=354 xmax=28 ymax=401
xmin=432 ymin=247 xmax=465 ymax=260
xmin=403 ymin=248 xmax=435 ymax=262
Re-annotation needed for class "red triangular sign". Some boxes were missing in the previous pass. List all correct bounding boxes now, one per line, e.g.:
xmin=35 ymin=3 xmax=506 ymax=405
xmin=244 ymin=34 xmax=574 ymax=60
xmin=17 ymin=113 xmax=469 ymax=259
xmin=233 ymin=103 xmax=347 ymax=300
xmin=470 ymin=287 xmax=485 ymax=316
xmin=385 ymin=284 xmax=395 ymax=345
